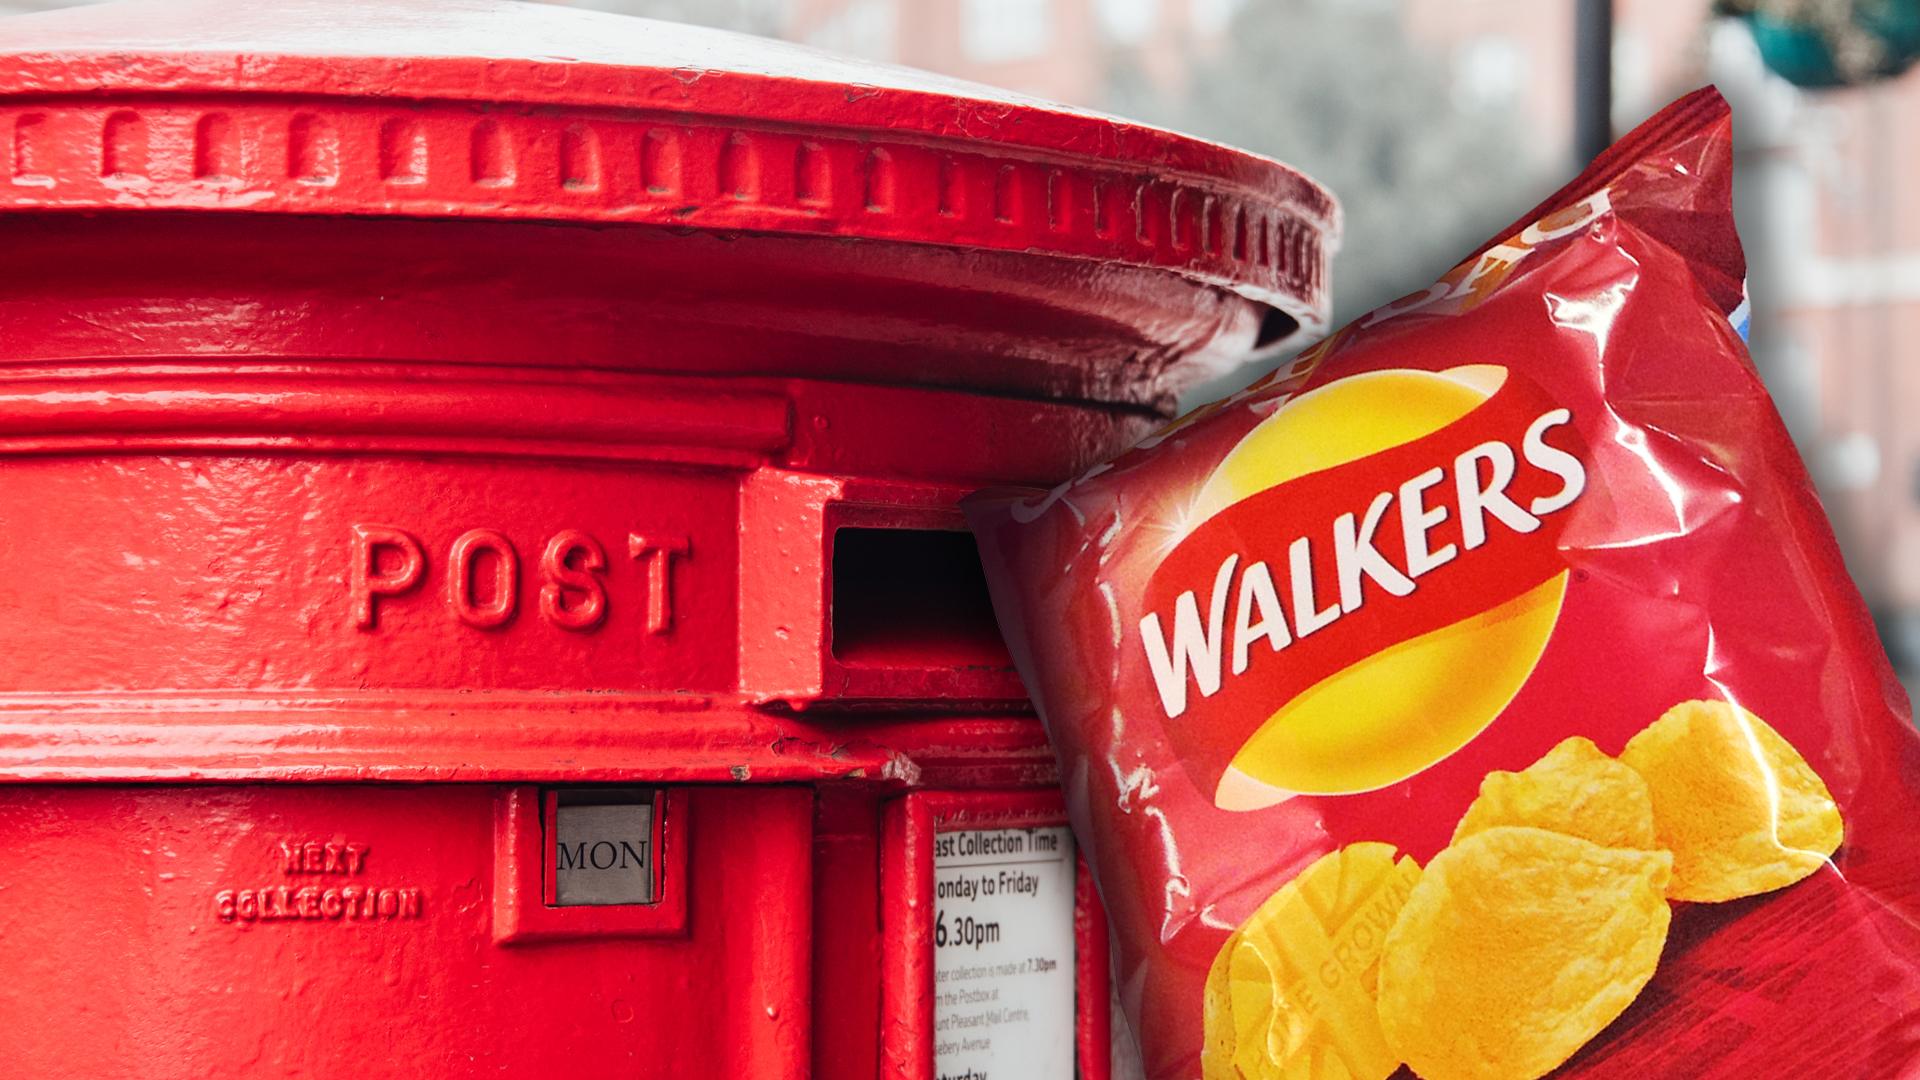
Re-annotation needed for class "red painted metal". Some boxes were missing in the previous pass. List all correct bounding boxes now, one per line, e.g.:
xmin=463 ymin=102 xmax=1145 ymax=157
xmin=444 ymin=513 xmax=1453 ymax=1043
xmin=0 ymin=783 xmax=816 ymax=1077
xmin=0 ymin=0 xmax=1334 ymax=1075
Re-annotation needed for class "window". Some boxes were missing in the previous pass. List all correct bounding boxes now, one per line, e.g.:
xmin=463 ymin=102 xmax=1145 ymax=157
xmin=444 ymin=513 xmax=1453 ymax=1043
xmin=1454 ymin=34 xmax=1527 ymax=112
xmin=962 ymin=0 xmax=1053 ymax=64
xmin=1096 ymin=0 xmax=1158 ymax=45
xmin=806 ymin=0 xmax=897 ymax=62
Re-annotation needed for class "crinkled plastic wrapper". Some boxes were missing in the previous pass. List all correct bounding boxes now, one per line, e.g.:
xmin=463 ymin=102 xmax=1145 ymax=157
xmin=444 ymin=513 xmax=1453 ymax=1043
xmin=966 ymin=89 xmax=1920 ymax=1080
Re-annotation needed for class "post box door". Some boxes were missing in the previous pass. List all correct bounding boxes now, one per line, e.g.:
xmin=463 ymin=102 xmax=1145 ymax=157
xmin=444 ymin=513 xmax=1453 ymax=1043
xmin=0 ymin=783 xmax=814 ymax=1078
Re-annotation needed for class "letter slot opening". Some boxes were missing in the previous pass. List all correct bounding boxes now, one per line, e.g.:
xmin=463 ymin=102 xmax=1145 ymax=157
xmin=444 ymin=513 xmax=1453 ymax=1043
xmin=830 ymin=527 xmax=1011 ymax=670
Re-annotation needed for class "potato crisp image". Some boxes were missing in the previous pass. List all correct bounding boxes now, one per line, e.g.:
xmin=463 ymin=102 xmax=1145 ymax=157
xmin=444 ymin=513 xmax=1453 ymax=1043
xmin=1203 ymin=843 xmax=1421 ymax=1080
xmin=1376 ymin=827 xmax=1672 ymax=1080
xmin=1452 ymin=737 xmax=1658 ymax=851
xmin=1620 ymin=699 xmax=1844 ymax=902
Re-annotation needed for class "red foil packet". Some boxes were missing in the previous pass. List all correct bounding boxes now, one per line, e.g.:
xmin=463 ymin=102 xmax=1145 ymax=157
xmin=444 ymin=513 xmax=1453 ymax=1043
xmin=967 ymin=89 xmax=1920 ymax=1079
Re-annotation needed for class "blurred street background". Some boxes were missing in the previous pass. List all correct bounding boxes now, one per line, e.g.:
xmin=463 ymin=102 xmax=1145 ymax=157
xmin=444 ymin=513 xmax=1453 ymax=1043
xmin=4 ymin=0 xmax=1912 ymax=674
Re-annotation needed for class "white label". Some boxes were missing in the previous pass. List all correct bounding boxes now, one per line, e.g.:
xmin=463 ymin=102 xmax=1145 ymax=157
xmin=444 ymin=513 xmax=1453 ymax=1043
xmin=553 ymin=802 xmax=654 ymax=906
xmin=932 ymin=825 xmax=1076 ymax=1080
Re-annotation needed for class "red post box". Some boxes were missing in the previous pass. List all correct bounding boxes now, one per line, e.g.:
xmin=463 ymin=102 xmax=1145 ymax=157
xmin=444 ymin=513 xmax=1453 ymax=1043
xmin=0 ymin=1 xmax=1333 ymax=1076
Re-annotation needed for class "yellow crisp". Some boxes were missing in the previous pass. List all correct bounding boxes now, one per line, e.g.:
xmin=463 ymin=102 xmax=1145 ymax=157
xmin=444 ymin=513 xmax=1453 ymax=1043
xmin=1201 ymin=843 xmax=1422 ymax=1080
xmin=1452 ymin=736 xmax=1658 ymax=851
xmin=1376 ymin=827 xmax=1672 ymax=1080
xmin=1203 ymin=944 xmax=1238 ymax=1080
xmin=1619 ymin=699 xmax=1844 ymax=902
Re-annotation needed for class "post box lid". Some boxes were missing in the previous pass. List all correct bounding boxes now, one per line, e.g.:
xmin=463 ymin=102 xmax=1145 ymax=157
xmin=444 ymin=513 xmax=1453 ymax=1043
xmin=0 ymin=0 xmax=1336 ymax=332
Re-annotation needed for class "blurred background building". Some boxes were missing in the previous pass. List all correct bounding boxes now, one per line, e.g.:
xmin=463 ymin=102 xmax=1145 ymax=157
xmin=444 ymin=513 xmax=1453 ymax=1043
xmin=1 ymin=0 xmax=1911 ymax=658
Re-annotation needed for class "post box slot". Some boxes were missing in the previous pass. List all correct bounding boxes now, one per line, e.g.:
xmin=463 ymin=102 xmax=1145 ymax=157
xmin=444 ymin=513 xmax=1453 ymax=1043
xmin=1254 ymin=305 xmax=1301 ymax=350
xmin=830 ymin=527 xmax=1011 ymax=669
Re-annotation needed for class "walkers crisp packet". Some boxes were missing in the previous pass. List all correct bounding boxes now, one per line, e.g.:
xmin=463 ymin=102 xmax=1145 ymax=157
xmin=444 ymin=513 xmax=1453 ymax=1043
xmin=965 ymin=89 xmax=1920 ymax=1080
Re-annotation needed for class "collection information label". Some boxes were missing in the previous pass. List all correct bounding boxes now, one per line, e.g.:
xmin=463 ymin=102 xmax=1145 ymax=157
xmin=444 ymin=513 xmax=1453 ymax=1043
xmin=932 ymin=825 xmax=1077 ymax=1080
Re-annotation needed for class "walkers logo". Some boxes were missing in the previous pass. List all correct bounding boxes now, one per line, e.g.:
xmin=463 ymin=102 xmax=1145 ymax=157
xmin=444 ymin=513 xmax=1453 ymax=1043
xmin=1138 ymin=365 xmax=1585 ymax=810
